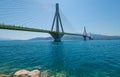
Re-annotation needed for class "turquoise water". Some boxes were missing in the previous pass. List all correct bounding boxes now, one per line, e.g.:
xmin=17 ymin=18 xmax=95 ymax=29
xmin=0 ymin=40 xmax=120 ymax=77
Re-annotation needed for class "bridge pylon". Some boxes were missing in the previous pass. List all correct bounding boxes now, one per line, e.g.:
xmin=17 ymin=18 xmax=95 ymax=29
xmin=50 ymin=3 xmax=64 ymax=42
xmin=83 ymin=27 xmax=93 ymax=40
xmin=83 ymin=26 xmax=87 ymax=40
xmin=88 ymin=32 xmax=93 ymax=40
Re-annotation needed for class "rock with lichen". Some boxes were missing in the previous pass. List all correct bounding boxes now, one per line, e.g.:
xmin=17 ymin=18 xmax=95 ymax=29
xmin=13 ymin=70 xmax=40 ymax=77
xmin=0 ymin=74 xmax=9 ymax=77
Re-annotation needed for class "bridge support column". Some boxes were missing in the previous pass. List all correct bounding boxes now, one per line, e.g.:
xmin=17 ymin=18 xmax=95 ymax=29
xmin=50 ymin=33 xmax=64 ymax=42
xmin=83 ymin=36 xmax=87 ymax=41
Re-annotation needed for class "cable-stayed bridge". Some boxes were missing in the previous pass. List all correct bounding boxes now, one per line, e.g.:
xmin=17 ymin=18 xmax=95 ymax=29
xmin=0 ymin=3 xmax=93 ymax=42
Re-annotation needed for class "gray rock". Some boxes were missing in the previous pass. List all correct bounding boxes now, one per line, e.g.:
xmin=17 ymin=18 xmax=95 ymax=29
xmin=56 ymin=73 xmax=66 ymax=77
xmin=40 ymin=70 xmax=48 ymax=77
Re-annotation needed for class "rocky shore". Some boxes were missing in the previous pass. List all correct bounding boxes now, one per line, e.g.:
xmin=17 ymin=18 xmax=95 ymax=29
xmin=0 ymin=69 xmax=66 ymax=77
xmin=0 ymin=70 xmax=47 ymax=77
xmin=0 ymin=74 xmax=9 ymax=77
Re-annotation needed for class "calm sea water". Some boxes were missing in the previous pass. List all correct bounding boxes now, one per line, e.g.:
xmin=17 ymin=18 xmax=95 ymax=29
xmin=0 ymin=40 xmax=120 ymax=77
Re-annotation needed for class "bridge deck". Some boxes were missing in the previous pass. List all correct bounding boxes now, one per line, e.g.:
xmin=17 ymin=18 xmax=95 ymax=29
xmin=0 ymin=24 xmax=91 ymax=39
xmin=0 ymin=24 xmax=52 ymax=33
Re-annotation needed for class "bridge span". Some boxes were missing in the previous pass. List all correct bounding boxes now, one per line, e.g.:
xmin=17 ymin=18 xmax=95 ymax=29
xmin=0 ymin=24 xmax=92 ymax=41
xmin=0 ymin=3 xmax=93 ymax=42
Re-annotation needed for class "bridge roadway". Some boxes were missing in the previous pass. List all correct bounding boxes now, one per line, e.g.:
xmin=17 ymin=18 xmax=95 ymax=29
xmin=0 ymin=24 xmax=92 ymax=39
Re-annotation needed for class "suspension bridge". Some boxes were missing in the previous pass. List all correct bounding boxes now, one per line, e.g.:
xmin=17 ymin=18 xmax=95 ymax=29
xmin=0 ymin=3 xmax=93 ymax=42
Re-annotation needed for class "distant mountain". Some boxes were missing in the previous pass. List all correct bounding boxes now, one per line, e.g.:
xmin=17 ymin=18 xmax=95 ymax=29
xmin=0 ymin=38 xmax=12 ymax=40
xmin=29 ymin=37 xmax=52 ymax=40
xmin=29 ymin=34 xmax=120 ymax=40
xmin=91 ymin=34 xmax=120 ymax=40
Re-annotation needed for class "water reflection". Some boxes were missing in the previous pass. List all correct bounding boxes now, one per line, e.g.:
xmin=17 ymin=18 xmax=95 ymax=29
xmin=49 ymin=42 xmax=65 ymax=72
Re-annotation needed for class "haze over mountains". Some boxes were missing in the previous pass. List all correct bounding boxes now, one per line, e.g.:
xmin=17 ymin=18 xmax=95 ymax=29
xmin=0 ymin=34 xmax=120 ymax=40
xmin=29 ymin=34 xmax=120 ymax=40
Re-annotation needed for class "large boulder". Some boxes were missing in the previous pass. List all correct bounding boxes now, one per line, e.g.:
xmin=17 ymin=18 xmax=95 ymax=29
xmin=13 ymin=70 xmax=40 ymax=77
xmin=30 ymin=70 xmax=40 ymax=77
xmin=0 ymin=74 xmax=9 ymax=77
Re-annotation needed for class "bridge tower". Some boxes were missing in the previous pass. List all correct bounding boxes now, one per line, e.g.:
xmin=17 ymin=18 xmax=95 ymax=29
xmin=88 ymin=32 xmax=93 ymax=40
xmin=83 ymin=26 xmax=87 ymax=40
xmin=50 ymin=3 xmax=64 ymax=42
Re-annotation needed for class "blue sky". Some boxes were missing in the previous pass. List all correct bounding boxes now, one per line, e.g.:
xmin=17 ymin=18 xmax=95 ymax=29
xmin=0 ymin=0 xmax=120 ymax=40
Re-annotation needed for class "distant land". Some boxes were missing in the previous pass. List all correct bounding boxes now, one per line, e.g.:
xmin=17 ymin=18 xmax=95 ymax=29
xmin=0 ymin=34 xmax=120 ymax=41
xmin=29 ymin=34 xmax=120 ymax=40
xmin=0 ymin=38 xmax=12 ymax=40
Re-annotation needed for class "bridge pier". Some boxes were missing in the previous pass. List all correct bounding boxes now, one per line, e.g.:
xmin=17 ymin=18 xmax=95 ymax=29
xmin=50 ymin=33 xmax=64 ymax=42
xmin=83 ymin=36 xmax=87 ymax=41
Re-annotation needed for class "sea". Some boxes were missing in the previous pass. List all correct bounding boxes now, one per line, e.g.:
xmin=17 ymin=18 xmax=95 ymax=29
xmin=0 ymin=40 xmax=120 ymax=77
